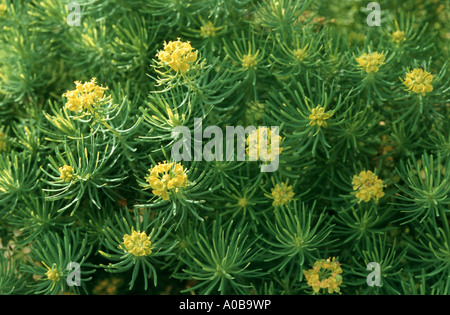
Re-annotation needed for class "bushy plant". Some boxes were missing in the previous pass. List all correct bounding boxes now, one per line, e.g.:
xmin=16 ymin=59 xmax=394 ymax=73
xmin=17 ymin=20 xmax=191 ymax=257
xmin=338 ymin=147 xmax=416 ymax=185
xmin=0 ymin=0 xmax=448 ymax=295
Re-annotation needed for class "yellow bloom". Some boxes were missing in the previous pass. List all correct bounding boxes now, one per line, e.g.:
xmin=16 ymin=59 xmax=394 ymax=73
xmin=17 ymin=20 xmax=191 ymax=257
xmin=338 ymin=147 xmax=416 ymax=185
xmin=145 ymin=161 xmax=188 ymax=200
xmin=403 ymin=68 xmax=433 ymax=96
xmin=156 ymin=38 xmax=198 ymax=72
xmin=309 ymin=105 xmax=333 ymax=128
xmin=200 ymin=21 xmax=217 ymax=38
xmin=391 ymin=30 xmax=406 ymax=44
xmin=42 ymin=262 xmax=60 ymax=290
xmin=355 ymin=52 xmax=386 ymax=73
xmin=352 ymin=170 xmax=385 ymax=203
xmin=304 ymin=257 xmax=343 ymax=294
xmin=59 ymin=165 xmax=75 ymax=182
xmin=62 ymin=78 xmax=108 ymax=112
xmin=123 ymin=230 xmax=152 ymax=257
xmin=293 ymin=47 xmax=308 ymax=62
xmin=241 ymin=52 xmax=259 ymax=69
xmin=270 ymin=182 xmax=295 ymax=206
xmin=246 ymin=126 xmax=283 ymax=162
xmin=238 ymin=197 xmax=248 ymax=208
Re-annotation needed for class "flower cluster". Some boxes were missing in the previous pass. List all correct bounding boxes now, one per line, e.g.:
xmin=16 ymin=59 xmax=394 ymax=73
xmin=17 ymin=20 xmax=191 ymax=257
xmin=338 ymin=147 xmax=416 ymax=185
xmin=352 ymin=170 xmax=385 ymax=203
xmin=144 ymin=161 xmax=188 ymax=200
xmin=246 ymin=126 xmax=283 ymax=162
xmin=303 ymin=257 xmax=343 ymax=294
xmin=309 ymin=105 xmax=333 ymax=128
xmin=391 ymin=30 xmax=406 ymax=44
xmin=43 ymin=262 xmax=60 ymax=287
xmin=156 ymin=38 xmax=198 ymax=72
xmin=59 ymin=165 xmax=75 ymax=182
xmin=403 ymin=68 xmax=434 ymax=96
xmin=200 ymin=21 xmax=217 ymax=38
xmin=62 ymin=78 xmax=108 ymax=112
xmin=240 ymin=52 xmax=260 ymax=69
xmin=293 ymin=47 xmax=308 ymax=62
xmin=122 ymin=230 xmax=152 ymax=257
xmin=271 ymin=182 xmax=295 ymax=206
xmin=355 ymin=52 xmax=386 ymax=73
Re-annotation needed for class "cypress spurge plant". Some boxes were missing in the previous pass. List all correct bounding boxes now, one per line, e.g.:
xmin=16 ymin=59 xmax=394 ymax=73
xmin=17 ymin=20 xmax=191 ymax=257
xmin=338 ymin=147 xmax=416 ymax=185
xmin=0 ymin=0 xmax=449 ymax=296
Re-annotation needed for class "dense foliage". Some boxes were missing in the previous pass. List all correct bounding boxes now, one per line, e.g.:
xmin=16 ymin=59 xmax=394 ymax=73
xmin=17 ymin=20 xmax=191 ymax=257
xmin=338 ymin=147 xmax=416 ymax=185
xmin=0 ymin=0 xmax=449 ymax=295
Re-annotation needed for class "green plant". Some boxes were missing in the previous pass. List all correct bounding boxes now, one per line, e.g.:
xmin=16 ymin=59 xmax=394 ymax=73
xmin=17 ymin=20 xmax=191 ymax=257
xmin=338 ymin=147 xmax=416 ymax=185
xmin=0 ymin=0 xmax=449 ymax=296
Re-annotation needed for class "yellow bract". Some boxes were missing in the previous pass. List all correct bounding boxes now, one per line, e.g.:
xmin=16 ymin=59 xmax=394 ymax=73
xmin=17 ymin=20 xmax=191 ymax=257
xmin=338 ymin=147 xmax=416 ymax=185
xmin=309 ymin=105 xmax=333 ymax=128
xmin=123 ymin=230 xmax=152 ymax=257
xmin=59 ymin=165 xmax=75 ymax=182
xmin=391 ymin=30 xmax=406 ymax=44
xmin=62 ymin=78 xmax=108 ymax=112
xmin=304 ymin=257 xmax=343 ymax=294
xmin=352 ymin=170 xmax=385 ymax=203
xmin=355 ymin=52 xmax=386 ymax=73
xmin=145 ymin=161 xmax=188 ymax=200
xmin=200 ymin=21 xmax=217 ymax=38
xmin=403 ymin=68 xmax=433 ymax=96
xmin=271 ymin=182 xmax=295 ymax=206
xmin=241 ymin=52 xmax=259 ymax=69
xmin=246 ymin=126 xmax=283 ymax=162
xmin=156 ymin=38 xmax=198 ymax=72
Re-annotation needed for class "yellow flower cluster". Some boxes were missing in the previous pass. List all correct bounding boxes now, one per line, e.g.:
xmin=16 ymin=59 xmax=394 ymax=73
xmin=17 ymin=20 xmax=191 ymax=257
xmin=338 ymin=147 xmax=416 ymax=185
xmin=403 ymin=68 xmax=433 ymax=96
xmin=0 ymin=131 xmax=6 ymax=152
xmin=59 ymin=165 xmax=75 ymax=182
xmin=303 ymin=257 xmax=343 ymax=294
xmin=156 ymin=39 xmax=198 ymax=72
xmin=145 ymin=161 xmax=188 ymax=200
xmin=293 ymin=47 xmax=308 ymax=62
xmin=241 ymin=52 xmax=259 ymax=69
xmin=200 ymin=21 xmax=217 ymax=38
xmin=271 ymin=182 xmax=295 ymax=206
xmin=123 ymin=230 xmax=152 ymax=257
xmin=352 ymin=170 xmax=385 ymax=203
xmin=391 ymin=30 xmax=406 ymax=44
xmin=246 ymin=127 xmax=283 ymax=162
xmin=62 ymin=78 xmax=108 ymax=112
xmin=309 ymin=105 xmax=333 ymax=128
xmin=43 ymin=262 xmax=60 ymax=283
xmin=355 ymin=52 xmax=386 ymax=73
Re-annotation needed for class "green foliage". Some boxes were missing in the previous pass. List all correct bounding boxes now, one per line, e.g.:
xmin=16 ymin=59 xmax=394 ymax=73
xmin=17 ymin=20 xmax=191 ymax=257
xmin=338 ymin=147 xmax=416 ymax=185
xmin=0 ymin=0 xmax=449 ymax=295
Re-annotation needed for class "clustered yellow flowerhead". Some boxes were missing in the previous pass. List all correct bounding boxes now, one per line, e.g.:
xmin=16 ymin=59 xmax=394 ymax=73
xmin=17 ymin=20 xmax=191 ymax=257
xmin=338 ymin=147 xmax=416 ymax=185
xmin=0 ymin=131 xmax=6 ymax=152
xmin=156 ymin=39 xmax=198 ymax=72
xmin=123 ymin=230 xmax=152 ymax=257
xmin=355 ymin=52 xmax=386 ymax=73
xmin=391 ymin=30 xmax=406 ymax=44
xmin=62 ymin=78 xmax=108 ymax=112
xmin=352 ymin=170 xmax=385 ymax=203
xmin=241 ymin=51 xmax=259 ymax=69
xmin=145 ymin=161 xmax=188 ymax=200
xmin=293 ymin=47 xmax=308 ymax=62
xmin=309 ymin=105 xmax=333 ymax=128
xmin=59 ymin=165 xmax=75 ymax=182
xmin=238 ymin=197 xmax=248 ymax=208
xmin=246 ymin=127 xmax=283 ymax=162
xmin=403 ymin=68 xmax=433 ymax=96
xmin=271 ymin=182 xmax=295 ymax=206
xmin=43 ymin=262 xmax=60 ymax=283
xmin=304 ymin=257 xmax=343 ymax=294
xmin=200 ymin=21 xmax=217 ymax=38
